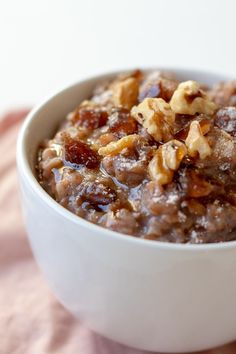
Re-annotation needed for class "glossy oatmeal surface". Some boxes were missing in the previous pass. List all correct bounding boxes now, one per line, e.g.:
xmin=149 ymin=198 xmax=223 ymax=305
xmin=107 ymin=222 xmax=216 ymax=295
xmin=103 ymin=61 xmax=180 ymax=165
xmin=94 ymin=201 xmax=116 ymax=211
xmin=37 ymin=70 xmax=236 ymax=243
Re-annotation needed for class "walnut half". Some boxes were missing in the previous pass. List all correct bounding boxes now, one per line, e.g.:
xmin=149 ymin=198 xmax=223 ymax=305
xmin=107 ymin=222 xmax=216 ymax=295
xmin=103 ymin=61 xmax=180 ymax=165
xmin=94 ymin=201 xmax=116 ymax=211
xmin=148 ymin=139 xmax=187 ymax=185
xmin=131 ymin=98 xmax=175 ymax=142
xmin=170 ymin=80 xmax=217 ymax=115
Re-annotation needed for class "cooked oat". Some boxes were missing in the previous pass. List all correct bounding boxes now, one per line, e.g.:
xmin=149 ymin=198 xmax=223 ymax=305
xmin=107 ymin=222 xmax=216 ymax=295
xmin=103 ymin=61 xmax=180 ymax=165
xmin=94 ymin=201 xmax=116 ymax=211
xmin=37 ymin=70 xmax=236 ymax=243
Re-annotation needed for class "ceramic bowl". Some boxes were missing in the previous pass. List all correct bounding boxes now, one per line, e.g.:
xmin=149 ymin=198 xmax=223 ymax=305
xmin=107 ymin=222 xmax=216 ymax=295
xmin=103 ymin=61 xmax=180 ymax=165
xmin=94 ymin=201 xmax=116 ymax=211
xmin=17 ymin=68 xmax=236 ymax=353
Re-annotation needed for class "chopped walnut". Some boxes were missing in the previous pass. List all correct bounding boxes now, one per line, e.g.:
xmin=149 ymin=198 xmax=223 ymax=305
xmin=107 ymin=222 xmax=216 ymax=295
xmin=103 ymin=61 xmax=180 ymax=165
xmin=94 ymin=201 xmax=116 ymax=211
xmin=170 ymin=81 xmax=217 ymax=115
xmin=162 ymin=140 xmax=187 ymax=170
xmin=148 ymin=139 xmax=187 ymax=184
xmin=38 ymin=69 xmax=236 ymax=244
xmin=185 ymin=121 xmax=212 ymax=159
xmin=148 ymin=150 xmax=173 ymax=185
xmin=112 ymin=77 xmax=139 ymax=109
xmin=98 ymin=134 xmax=139 ymax=156
xmin=131 ymin=98 xmax=175 ymax=142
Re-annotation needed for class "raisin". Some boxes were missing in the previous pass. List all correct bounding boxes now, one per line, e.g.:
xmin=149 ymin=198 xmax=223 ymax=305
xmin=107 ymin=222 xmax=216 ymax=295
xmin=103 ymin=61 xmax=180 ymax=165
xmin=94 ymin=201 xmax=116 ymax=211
xmin=160 ymin=79 xmax=178 ymax=102
xmin=108 ymin=108 xmax=138 ymax=137
xmin=64 ymin=138 xmax=99 ymax=169
xmin=138 ymin=83 xmax=161 ymax=102
xmin=72 ymin=107 xmax=108 ymax=129
xmin=80 ymin=181 xmax=117 ymax=206
xmin=139 ymin=83 xmax=161 ymax=102
xmin=174 ymin=125 xmax=190 ymax=140
xmin=138 ymin=79 xmax=178 ymax=102
xmin=215 ymin=107 xmax=236 ymax=136
xmin=174 ymin=116 xmax=211 ymax=140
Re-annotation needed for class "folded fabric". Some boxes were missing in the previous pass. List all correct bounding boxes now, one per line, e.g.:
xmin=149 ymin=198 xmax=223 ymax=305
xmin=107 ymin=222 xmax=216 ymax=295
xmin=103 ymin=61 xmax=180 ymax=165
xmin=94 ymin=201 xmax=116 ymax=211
xmin=0 ymin=110 xmax=235 ymax=354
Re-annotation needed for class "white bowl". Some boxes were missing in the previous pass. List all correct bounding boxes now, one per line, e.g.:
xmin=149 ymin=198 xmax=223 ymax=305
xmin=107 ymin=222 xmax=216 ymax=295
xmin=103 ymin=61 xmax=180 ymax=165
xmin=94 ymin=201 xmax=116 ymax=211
xmin=17 ymin=69 xmax=236 ymax=353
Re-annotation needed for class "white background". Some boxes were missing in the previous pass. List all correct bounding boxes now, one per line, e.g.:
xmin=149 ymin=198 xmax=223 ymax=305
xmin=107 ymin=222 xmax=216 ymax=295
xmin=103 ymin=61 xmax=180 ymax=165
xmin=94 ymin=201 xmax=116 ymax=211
xmin=1 ymin=0 xmax=236 ymax=115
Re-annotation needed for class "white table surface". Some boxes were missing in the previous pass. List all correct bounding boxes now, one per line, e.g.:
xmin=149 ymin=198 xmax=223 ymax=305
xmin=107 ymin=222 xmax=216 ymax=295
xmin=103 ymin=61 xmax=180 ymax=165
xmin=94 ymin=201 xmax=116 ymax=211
xmin=1 ymin=0 xmax=236 ymax=115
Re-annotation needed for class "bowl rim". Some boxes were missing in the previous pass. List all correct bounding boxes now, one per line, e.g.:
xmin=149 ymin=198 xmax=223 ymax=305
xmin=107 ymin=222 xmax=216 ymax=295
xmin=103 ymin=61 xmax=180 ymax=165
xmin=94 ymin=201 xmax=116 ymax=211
xmin=16 ymin=67 xmax=236 ymax=252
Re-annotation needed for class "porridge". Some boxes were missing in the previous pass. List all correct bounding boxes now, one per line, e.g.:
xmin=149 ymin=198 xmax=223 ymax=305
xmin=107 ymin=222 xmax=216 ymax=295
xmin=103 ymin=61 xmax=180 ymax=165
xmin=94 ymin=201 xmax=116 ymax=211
xmin=37 ymin=70 xmax=236 ymax=243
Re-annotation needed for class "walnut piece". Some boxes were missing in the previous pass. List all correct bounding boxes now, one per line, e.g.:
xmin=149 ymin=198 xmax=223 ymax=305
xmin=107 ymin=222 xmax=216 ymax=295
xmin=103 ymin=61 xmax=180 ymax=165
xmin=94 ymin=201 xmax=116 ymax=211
xmin=170 ymin=80 xmax=217 ymax=115
xmin=148 ymin=139 xmax=187 ymax=184
xmin=185 ymin=121 xmax=211 ymax=159
xmin=98 ymin=134 xmax=139 ymax=156
xmin=162 ymin=140 xmax=187 ymax=170
xmin=112 ymin=77 xmax=139 ymax=109
xmin=148 ymin=150 xmax=173 ymax=185
xmin=131 ymin=98 xmax=175 ymax=142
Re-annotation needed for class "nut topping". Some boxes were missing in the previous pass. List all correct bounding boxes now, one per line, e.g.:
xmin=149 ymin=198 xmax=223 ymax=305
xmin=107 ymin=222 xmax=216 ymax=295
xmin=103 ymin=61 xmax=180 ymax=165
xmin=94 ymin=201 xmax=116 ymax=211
xmin=170 ymin=80 xmax=217 ymax=115
xmin=112 ymin=77 xmax=139 ymax=109
xmin=148 ymin=139 xmax=187 ymax=184
xmin=131 ymin=98 xmax=175 ymax=142
xmin=185 ymin=120 xmax=211 ymax=159
xmin=98 ymin=134 xmax=139 ymax=156
xmin=38 ymin=69 xmax=236 ymax=244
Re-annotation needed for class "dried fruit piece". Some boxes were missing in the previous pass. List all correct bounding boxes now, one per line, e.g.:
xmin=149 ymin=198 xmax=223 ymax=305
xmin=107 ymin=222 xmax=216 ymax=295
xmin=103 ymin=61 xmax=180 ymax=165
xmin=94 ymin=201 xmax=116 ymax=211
xmin=160 ymin=78 xmax=179 ymax=102
xmin=185 ymin=121 xmax=211 ymax=159
xmin=170 ymin=81 xmax=217 ymax=115
xmin=148 ymin=140 xmax=186 ymax=185
xmin=64 ymin=138 xmax=100 ymax=168
xmin=174 ymin=116 xmax=211 ymax=140
xmin=71 ymin=107 xmax=108 ymax=129
xmin=139 ymin=83 xmax=161 ymax=102
xmin=131 ymin=98 xmax=175 ymax=142
xmin=98 ymin=134 xmax=139 ymax=156
xmin=139 ymin=78 xmax=178 ymax=102
xmin=112 ymin=77 xmax=139 ymax=109
xmin=108 ymin=108 xmax=138 ymax=137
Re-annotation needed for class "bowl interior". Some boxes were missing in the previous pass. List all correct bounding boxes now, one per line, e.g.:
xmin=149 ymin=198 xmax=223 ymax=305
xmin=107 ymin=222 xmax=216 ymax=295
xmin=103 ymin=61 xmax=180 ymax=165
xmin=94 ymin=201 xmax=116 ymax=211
xmin=17 ymin=67 xmax=236 ymax=250
xmin=21 ymin=68 xmax=230 ymax=175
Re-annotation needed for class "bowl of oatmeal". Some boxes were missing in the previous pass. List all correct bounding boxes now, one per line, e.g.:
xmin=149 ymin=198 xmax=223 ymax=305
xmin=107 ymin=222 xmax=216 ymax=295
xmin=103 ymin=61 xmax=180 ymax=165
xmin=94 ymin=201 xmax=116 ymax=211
xmin=17 ymin=68 xmax=236 ymax=352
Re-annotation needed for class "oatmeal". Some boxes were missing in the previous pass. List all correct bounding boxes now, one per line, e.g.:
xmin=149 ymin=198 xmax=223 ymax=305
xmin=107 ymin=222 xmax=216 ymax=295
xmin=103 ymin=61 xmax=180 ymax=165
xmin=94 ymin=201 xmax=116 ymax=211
xmin=37 ymin=70 xmax=236 ymax=243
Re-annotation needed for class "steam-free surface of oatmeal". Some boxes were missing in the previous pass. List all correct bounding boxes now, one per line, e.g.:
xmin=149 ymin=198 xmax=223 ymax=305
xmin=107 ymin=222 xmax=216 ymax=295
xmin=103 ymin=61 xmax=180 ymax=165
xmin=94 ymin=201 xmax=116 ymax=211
xmin=37 ymin=70 xmax=236 ymax=243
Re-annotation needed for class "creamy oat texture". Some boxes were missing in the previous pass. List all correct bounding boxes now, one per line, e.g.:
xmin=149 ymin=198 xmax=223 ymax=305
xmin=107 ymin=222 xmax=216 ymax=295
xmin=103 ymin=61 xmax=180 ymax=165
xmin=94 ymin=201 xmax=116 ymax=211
xmin=37 ymin=70 xmax=236 ymax=243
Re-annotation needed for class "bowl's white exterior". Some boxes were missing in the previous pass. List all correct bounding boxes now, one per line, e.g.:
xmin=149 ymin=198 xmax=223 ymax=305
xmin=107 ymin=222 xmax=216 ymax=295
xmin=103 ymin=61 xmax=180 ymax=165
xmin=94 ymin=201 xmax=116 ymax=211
xmin=17 ymin=69 xmax=236 ymax=353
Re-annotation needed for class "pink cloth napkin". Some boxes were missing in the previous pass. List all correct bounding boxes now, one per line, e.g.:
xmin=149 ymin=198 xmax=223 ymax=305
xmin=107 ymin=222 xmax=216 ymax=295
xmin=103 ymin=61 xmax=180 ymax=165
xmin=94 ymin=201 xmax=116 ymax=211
xmin=1 ymin=110 xmax=236 ymax=354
